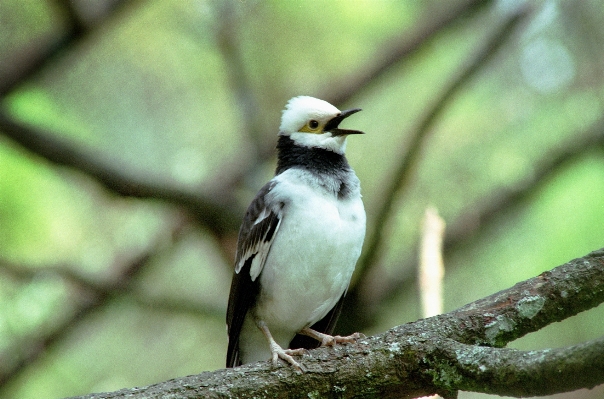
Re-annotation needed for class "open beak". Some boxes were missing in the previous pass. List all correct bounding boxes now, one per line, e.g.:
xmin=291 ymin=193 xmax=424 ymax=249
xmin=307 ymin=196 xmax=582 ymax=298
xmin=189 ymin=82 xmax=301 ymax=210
xmin=325 ymin=108 xmax=364 ymax=136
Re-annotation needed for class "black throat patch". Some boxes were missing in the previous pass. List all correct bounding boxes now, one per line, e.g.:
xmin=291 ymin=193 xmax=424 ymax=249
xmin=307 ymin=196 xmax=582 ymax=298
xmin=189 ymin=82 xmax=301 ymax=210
xmin=275 ymin=135 xmax=354 ymax=199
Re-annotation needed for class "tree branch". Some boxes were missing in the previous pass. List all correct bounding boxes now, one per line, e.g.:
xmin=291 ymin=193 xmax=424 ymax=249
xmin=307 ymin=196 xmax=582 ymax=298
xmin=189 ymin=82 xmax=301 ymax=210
xmin=69 ymin=248 xmax=604 ymax=398
xmin=447 ymin=336 xmax=604 ymax=397
xmin=446 ymin=248 xmax=604 ymax=346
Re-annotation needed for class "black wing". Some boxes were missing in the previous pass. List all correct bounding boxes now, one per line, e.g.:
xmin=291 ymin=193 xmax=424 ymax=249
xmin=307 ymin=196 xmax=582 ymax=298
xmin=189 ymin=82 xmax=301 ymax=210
xmin=226 ymin=181 xmax=282 ymax=367
xmin=288 ymin=291 xmax=347 ymax=350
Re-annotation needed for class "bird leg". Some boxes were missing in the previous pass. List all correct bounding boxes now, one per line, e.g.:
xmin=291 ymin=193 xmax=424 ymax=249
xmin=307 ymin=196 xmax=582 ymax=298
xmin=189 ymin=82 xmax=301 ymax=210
xmin=257 ymin=320 xmax=306 ymax=371
xmin=300 ymin=327 xmax=365 ymax=347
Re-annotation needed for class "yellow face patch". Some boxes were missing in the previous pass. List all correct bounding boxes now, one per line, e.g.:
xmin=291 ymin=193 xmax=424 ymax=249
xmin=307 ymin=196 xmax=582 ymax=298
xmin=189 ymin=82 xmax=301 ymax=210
xmin=299 ymin=119 xmax=323 ymax=134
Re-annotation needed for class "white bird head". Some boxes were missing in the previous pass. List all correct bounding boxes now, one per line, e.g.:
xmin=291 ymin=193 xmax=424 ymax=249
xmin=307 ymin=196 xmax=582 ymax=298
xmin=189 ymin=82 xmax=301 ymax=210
xmin=279 ymin=96 xmax=363 ymax=154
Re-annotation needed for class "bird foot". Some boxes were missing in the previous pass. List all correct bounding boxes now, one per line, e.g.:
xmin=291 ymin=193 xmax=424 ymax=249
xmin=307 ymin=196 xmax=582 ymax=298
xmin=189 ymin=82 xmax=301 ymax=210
xmin=269 ymin=344 xmax=307 ymax=372
xmin=257 ymin=320 xmax=307 ymax=372
xmin=300 ymin=327 xmax=365 ymax=347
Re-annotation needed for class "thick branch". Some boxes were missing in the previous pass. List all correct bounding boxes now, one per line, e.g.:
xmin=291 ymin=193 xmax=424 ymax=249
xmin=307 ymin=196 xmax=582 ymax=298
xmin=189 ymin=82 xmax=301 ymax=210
xmin=70 ymin=248 xmax=604 ymax=398
xmin=446 ymin=248 xmax=604 ymax=346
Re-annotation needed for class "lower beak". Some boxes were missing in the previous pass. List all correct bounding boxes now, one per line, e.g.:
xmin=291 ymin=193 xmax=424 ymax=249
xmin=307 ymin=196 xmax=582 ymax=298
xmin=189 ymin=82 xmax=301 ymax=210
xmin=330 ymin=128 xmax=364 ymax=137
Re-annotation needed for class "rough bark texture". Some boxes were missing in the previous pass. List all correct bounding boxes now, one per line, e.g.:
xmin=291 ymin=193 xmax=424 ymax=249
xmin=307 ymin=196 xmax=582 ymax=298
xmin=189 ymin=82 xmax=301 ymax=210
xmin=69 ymin=248 xmax=604 ymax=399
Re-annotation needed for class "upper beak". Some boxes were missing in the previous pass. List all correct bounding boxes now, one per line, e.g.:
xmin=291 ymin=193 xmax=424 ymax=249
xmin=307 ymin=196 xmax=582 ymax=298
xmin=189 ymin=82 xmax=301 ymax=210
xmin=324 ymin=108 xmax=364 ymax=136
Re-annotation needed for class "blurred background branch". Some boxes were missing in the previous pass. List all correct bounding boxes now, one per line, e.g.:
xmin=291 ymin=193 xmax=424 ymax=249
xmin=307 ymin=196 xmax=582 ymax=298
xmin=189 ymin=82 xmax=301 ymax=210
xmin=0 ymin=0 xmax=136 ymax=97
xmin=0 ymin=112 xmax=240 ymax=236
xmin=444 ymin=120 xmax=604 ymax=251
xmin=357 ymin=5 xmax=529 ymax=282
xmin=0 ymin=228 xmax=165 ymax=387
xmin=325 ymin=0 xmax=492 ymax=106
xmin=348 ymin=118 xmax=604 ymax=324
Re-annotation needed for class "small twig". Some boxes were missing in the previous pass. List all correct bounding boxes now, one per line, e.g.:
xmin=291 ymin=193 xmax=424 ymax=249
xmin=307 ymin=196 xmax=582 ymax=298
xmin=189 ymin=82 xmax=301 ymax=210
xmin=416 ymin=207 xmax=447 ymax=399
xmin=419 ymin=206 xmax=446 ymax=319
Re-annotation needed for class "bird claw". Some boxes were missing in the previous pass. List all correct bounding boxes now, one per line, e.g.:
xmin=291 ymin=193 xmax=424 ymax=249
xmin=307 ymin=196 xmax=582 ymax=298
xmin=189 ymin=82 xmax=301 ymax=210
xmin=257 ymin=320 xmax=307 ymax=372
xmin=323 ymin=332 xmax=365 ymax=346
xmin=301 ymin=327 xmax=365 ymax=347
xmin=271 ymin=347 xmax=307 ymax=372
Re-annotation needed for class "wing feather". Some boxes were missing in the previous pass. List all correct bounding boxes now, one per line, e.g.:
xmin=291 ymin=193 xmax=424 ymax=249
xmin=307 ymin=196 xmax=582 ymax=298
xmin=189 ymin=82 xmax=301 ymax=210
xmin=226 ymin=181 xmax=282 ymax=367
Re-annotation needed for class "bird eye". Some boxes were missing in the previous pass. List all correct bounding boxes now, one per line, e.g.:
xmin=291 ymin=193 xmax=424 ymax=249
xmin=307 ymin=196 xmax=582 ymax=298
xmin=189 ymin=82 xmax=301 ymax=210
xmin=308 ymin=120 xmax=319 ymax=129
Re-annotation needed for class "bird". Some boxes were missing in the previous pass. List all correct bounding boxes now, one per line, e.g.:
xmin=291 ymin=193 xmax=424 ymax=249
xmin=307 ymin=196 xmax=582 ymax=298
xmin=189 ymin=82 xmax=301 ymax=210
xmin=226 ymin=96 xmax=366 ymax=371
